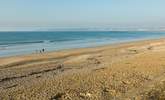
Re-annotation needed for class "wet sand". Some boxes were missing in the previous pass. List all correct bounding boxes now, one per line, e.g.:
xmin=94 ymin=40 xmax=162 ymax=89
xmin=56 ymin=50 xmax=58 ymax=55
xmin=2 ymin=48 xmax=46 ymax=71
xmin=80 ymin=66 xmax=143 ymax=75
xmin=0 ymin=38 xmax=165 ymax=100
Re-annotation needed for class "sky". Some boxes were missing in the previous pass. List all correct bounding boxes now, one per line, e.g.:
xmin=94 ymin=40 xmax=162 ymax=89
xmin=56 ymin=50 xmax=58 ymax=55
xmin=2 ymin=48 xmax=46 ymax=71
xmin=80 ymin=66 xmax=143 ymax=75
xmin=0 ymin=0 xmax=165 ymax=30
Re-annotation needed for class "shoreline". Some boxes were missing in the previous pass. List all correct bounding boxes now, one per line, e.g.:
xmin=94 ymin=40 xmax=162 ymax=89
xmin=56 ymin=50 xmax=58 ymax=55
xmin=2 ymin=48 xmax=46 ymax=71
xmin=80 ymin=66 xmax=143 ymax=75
xmin=0 ymin=38 xmax=165 ymax=99
xmin=1 ymin=35 xmax=165 ymax=58
xmin=0 ymin=37 xmax=164 ymax=58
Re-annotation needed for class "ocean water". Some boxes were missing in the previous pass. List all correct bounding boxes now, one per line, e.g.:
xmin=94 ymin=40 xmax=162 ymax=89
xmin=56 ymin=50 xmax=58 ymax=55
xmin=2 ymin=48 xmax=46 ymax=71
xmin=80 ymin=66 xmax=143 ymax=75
xmin=0 ymin=31 xmax=165 ymax=57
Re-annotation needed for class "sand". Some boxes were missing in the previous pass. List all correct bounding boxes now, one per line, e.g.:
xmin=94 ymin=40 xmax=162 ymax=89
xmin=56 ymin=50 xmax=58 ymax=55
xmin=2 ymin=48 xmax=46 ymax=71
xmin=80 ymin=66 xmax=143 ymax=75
xmin=0 ymin=38 xmax=165 ymax=100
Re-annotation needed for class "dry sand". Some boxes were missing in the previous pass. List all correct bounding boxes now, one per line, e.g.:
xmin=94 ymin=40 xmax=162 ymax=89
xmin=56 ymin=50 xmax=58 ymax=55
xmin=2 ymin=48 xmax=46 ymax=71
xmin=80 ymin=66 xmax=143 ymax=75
xmin=0 ymin=38 xmax=165 ymax=100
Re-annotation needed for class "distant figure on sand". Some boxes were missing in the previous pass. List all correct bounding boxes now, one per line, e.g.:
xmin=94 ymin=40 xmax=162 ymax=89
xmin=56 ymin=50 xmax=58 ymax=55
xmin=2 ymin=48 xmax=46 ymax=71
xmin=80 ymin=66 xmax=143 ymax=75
xmin=36 ymin=49 xmax=45 ymax=54
xmin=42 ymin=48 xmax=45 ymax=53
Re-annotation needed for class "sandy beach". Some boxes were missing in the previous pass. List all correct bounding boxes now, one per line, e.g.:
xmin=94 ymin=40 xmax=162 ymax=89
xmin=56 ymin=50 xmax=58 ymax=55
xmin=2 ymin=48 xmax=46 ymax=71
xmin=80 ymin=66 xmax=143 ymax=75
xmin=0 ymin=38 xmax=165 ymax=100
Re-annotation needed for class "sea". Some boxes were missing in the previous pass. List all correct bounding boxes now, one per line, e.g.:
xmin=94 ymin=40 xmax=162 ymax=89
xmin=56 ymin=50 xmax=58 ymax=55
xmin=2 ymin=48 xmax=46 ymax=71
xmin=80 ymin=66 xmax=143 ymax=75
xmin=0 ymin=31 xmax=165 ymax=57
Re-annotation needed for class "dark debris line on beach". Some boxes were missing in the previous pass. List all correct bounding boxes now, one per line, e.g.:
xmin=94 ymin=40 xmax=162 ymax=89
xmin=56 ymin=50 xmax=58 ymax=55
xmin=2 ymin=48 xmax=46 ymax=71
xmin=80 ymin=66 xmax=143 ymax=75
xmin=0 ymin=64 xmax=64 ymax=83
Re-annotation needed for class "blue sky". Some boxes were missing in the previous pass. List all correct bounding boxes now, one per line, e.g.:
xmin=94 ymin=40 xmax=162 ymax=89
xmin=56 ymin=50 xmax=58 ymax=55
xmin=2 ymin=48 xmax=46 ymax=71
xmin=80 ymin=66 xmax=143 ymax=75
xmin=0 ymin=0 xmax=165 ymax=29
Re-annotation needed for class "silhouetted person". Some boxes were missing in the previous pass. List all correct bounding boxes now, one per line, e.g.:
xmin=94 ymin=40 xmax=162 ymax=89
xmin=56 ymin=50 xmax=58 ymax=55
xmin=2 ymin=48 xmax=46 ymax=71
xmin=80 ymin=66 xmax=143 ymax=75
xmin=42 ymin=48 xmax=45 ymax=53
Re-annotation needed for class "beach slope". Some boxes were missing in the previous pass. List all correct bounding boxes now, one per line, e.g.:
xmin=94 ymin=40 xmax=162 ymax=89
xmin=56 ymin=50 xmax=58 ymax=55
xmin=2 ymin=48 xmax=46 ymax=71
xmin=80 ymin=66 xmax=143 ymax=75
xmin=0 ymin=39 xmax=165 ymax=100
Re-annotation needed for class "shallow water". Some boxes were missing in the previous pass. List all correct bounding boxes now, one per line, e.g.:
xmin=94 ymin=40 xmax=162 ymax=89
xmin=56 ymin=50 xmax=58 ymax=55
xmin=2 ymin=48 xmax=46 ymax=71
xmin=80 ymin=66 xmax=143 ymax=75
xmin=0 ymin=31 xmax=165 ymax=57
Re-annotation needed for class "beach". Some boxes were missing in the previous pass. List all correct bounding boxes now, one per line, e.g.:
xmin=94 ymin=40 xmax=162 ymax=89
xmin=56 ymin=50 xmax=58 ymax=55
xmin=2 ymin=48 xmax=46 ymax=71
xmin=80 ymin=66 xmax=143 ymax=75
xmin=0 ymin=38 xmax=165 ymax=100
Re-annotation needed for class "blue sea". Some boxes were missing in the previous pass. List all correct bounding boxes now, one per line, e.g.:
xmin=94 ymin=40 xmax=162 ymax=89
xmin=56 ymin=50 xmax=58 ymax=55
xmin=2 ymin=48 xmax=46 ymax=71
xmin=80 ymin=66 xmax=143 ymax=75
xmin=0 ymin=31 xmax=165 ymax=57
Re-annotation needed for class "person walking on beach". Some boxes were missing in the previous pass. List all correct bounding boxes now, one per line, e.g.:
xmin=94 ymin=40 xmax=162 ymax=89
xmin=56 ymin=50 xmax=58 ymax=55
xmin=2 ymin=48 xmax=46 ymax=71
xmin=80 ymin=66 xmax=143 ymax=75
xmin=40 ymin=50 xmax=42 ymax=53
xmin=42 ymin=48 xmax=45 ymax=53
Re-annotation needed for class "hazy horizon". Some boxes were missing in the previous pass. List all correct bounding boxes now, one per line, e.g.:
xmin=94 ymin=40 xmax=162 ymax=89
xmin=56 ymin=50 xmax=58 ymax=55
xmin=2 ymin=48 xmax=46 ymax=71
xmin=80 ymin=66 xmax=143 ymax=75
xmin=0 ymin=26 xmax=165 ymax=32
xmin=0 ymin=0 xmax=165 ymax=31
